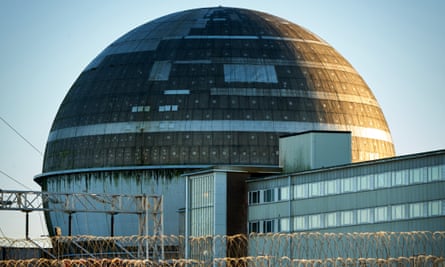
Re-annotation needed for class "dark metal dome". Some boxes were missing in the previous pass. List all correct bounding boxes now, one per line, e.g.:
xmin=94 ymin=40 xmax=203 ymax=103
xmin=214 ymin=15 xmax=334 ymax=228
xmin=43 ymin=6 xmax=394 ymax=173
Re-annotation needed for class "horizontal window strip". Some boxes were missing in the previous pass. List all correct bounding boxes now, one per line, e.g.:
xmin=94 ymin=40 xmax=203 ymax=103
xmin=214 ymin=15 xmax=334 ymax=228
xmin=210 ymin=88 xmax=379 ymax=107
xmin=223 ymin=64 xmax=278 ymax=83
xmin=47 ymin=120 xmax=392 ymax=143
xmin=164 ymin=89 xmax=190 ymax=95
xmin=172 ymin=57 xmax=355 ymax=71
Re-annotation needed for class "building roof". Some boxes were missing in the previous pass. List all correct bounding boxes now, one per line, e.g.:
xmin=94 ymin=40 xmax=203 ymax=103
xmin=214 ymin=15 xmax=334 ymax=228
xmin=42 ymin=7 xmax=394 ymax=174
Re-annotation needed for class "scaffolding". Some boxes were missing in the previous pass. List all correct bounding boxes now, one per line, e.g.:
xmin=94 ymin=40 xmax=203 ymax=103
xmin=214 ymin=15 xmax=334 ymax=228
xmin=0 ymin=190 xmax=163 ymax=260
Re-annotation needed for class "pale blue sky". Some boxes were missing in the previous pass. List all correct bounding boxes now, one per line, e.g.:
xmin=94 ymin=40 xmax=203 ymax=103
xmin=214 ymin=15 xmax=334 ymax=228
xmin=0 ymin=0 xmax=444 ymax=238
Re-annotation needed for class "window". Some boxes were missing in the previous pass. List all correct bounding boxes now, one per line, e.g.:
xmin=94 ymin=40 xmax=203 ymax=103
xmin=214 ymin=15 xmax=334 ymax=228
xmin=294 ymin=184 xmax=308 ymax=199
xmin=358 ymin=175 xmax=373 ymax=191
xmin=325 ymin=180 xmax=337 ymax=195
xmin=428 ymin=200 xmax=442 ymax=216
xmin=278 ymin=186 xmax=290 ymax=201
xmin=342 ymin=178 xmax=355 ymax=193
xmin=263 ymin=189 xmax=275 ymax=203
xmin=159 ymin=105 xmax=169 ymax=112
xmin=410 ymin=168 xmax=424 ymax=184
xmin=249 ymin=221 xmax=260 ymax=233
xmin=309 ymin=182 xmax=323 ymax=197
xmin=410 ymin=203 xmax=425 ymax=218
xmin=308 ymin=214 xmax=322 ymax=229
xmin=375 ymin=207 xmax=388 ymax=222
xmin=149 ymin=61 xmax=172 ymax=81
xmin=159 ymin=105 xmax=178 ymax=112
xmin=325 ymin=212 xmax=337 ymax=227
xmin=391 ymin=205 xmax=405 ymax=220
xmin=263 ymin=220 xmax=274 ymax=233
xmin=248 ymin=191 xmax=260 ymax=204
xmin=357 ymin=208 xmax=373 ymax=224
xmin=164 ymin=89 xmax=190 ymax=95
xmin=340 ymin=211 xmax=354 ymax=225
xmin=294 ymin=216 xmax=307 ymax=230
xmin=131 ymin=105 xmax=150 ymax=112
xmin=279 ymin=218 xmax=290 ymax=232
xmin=375 ymin=173 xmax=390 ymax=188
xmin=224 ymin=64 xmax=278 ymax=83
xmin=392 ymin=170 xmax=408 ymax=186
xmin=429 ymin=166 xmax=442 ymax=181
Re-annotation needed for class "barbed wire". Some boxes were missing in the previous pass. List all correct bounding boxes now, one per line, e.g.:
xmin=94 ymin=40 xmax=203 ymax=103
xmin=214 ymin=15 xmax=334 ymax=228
xmin=0 ymin=255 xmax=444 ymax=267
xmin=0 ymin=232 xmax=444 ymax=264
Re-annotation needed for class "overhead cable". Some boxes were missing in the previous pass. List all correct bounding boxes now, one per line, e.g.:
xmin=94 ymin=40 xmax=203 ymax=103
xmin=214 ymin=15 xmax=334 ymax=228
xmin=0 ymin=169 xmax=33 ymax=190
xmin=0 ymin=115 xmax=43 ymax=156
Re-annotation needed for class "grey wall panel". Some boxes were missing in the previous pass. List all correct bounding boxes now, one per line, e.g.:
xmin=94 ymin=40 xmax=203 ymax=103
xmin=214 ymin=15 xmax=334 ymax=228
xmin=42 ymin=171 xmax=186 ymax=236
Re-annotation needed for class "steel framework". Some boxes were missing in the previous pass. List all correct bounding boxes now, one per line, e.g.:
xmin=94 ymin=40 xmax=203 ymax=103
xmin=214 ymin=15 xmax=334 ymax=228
xmin=0 ymin=190 xmax=163 ymax=260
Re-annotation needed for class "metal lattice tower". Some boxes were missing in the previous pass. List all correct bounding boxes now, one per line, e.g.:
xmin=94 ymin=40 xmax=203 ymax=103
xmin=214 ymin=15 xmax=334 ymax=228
xmin=0 ymin=190 xmax=163 ymax=260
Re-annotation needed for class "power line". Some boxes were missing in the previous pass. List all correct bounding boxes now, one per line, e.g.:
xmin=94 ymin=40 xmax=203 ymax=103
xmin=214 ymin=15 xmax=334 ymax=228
xmin=0 ymin=169 xmax=33 ymax=191
xmin=0 ymin=115 xmax=43 ymax=156
xmin=0 ymin=116 xmax=47 ymax=238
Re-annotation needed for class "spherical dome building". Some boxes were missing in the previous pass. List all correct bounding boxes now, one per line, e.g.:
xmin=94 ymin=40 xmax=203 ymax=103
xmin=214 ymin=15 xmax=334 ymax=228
xmin=36 ymin=7 xmax=394 ymax=236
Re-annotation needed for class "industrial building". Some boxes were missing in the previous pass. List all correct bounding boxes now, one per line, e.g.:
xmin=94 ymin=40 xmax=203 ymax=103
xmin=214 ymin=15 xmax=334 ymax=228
xmin=244 ymin=142 xmax=445 ymax=260
xmin=247 ymin=137 xmax=445 ymax=234
xmin=183 ymin=131 xmax=444 ymax=260
xmin=35 ymin=6 xmax=397 ymax=239
xmin=32 ymin=7 xmax=444 ymax=261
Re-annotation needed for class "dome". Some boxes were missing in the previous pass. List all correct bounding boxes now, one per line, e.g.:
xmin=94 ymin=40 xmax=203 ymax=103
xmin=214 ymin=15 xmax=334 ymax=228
xmin=43 ymin=6 xmax=394 ymax=173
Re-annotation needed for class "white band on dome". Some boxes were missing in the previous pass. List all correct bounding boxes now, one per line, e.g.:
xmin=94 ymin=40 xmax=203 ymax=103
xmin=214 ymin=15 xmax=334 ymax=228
xmin=47 ymin=120 xmax=393 ymax=143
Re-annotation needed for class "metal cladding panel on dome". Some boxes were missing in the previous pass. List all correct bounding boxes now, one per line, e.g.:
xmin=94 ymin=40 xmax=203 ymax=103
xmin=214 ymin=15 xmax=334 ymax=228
xmin=43 ymin=7 xmax=395 ymax=173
